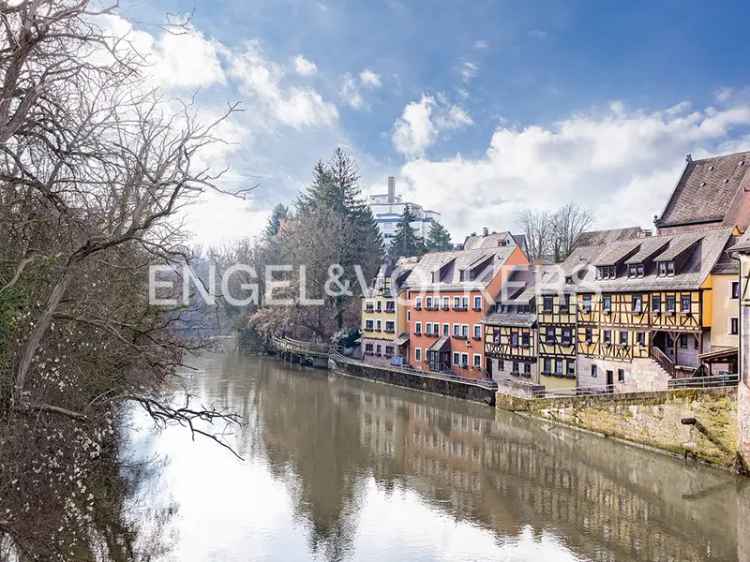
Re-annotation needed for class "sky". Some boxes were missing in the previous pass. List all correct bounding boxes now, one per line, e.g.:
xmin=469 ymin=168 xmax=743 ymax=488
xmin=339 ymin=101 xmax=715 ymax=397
xmin=114 ymin=0 xmax=750 ymax=246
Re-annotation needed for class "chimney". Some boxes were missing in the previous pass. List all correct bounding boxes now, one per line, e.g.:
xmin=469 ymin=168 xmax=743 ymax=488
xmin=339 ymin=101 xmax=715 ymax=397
xmin=482 ymin=226 xmax=489 ymax=236
xmin=387 ymin=176 xmax=396 ymax=203
xmin=686 ymin=153 xmax=692 ymax=163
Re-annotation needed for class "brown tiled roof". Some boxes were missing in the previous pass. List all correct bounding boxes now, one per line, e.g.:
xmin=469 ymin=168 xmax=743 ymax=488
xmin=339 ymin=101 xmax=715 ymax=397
xmin=657 ymin=151 xmax=750 ymax=228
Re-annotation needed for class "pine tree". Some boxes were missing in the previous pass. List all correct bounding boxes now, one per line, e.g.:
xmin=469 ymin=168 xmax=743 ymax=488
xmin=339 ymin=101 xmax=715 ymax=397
xmin=264 ymin=203 xmax=289 ymax=238
xmin=389 ymin=205 xmax=426 ymax=259
xmin=425 ymin=220 xmax=452 ymax=252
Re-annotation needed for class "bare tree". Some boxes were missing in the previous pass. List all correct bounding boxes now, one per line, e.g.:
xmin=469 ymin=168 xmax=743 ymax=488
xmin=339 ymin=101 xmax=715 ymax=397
xmin=519 ymin=209 xmax=552 ymax=262
xmin=0 ymin=2 xmax=246 ymax=556
xmin=551 ymin=203 xmax=593 ymax=262
xmin=519 ymin=203 xmax=593 ymax=263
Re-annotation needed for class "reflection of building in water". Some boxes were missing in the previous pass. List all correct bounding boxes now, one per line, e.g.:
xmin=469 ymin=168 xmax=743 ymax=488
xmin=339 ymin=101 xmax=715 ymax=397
xmin=349 ymin=378 xmax=738 ymax=562
xmin=244 ymin=357 xmax=740 ymax=562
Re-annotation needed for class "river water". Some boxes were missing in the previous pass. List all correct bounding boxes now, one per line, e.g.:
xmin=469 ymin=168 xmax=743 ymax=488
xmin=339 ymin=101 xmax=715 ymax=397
xmin=126 ymin=350 xmax=748 ymax=562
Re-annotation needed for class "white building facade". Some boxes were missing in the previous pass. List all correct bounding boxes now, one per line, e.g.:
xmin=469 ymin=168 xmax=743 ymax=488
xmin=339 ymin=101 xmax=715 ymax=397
xmin=368 ymin=177 xmax=440 ymax=242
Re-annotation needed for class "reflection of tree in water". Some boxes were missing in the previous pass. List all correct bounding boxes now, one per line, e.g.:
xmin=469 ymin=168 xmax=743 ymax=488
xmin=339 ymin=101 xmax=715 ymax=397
xmin=254 ymin=366 xmax=370 ymax=562
xmin=0 ymin=414 xmax=176 ymax=562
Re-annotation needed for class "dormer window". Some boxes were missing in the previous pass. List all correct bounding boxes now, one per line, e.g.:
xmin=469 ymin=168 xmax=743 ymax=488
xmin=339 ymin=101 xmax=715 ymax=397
xmin=627 ymin=263 xmax=644 ymax=278
xmin=657 ymin=261 xmax=675 ymax=277
xmin=597 ymin=265 xmax=617 ymax=279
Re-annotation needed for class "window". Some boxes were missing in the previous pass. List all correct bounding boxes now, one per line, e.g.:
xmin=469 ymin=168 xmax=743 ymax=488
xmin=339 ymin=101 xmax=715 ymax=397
xmin=473 ymin=296 xmax=482 ymax=310
xmin=510 ymin=332 xmax=519 ymax=346
xmin=731 ymin=317 xmax=739 ymax=335
xmin=618 ymin=369 xmax=625 ymax=383
xmin=365 ymin=343 xmax=373 ymax=353
xmin=415 ymin=348 xmax=422 ymax=362
xmin=679 ymin=334 xmax=688 ymax=349
xmin=375 ymin=344 xmax=381 ymax=355
xmin=462 ymin=296 xmax=469 ymax=309
xmin=473 ymin=354 xmax=481 ymax=368
xmin=591 ymin=365 xmax=598 ymax=378
xmin=562 ymin=327 xmax=572 ymax=345
xmin=585 ymin=328 xmax=593 ymax=343
xmin=453 ymin=296 xmax=461 ymax=308
xmin=732 ymin=281 xmax=740 ymax=299
xmin=425 ymin=323 xmax=432 ymax=336
xmin=473 ymin=324 xmax=482 ymax=339
xmin=602 ymin=295 xmax=612 ymax=313
xmin=453 ymin=352 xmax=460 ymax=365
xmin=554 ymin=358 xmax=563 ymax=375
xmin=545 ymin=327 xmax=555 ymax=344
xmin=597 ymin=265 xmax=617 ymax=279
xmin=582 ymin=294 xmax=592 ymax=313
xmin=657 ymin=261 xmax=675 ymax=277
xmin=521 ymin=332 xmax=530 ymax=347
xmin=628 ymin=263 xmax=644 ymax=278
xmin=415 ymin=297 xmax=422 ymax=309
xmin=415 ymin=321 xmax=422 ymax=335
xmin=543 ymin=296 xmax=553 ymax=312
xmin=442 ymin=296 xmax=450 ymax=309
xmin=426 ymin=296 xmax=433 ymax=309
xmin=652 ymin=294 xmax=661 ymax=313
xmin=385 ymin=321 xmax=395 ymax=333
xmin=632 ymin=295 xmax=642 ymax=312
xmin=524 ymin=362 xmax=531 ymax=376
xmin=543 ymin=357 xmax=552 ymax=374
xmin=636 ymin=331 xmax=646 ymax=346
xmin=603 ymin=330 xmax=612 ymax=345
xmin=498 ymin=359 xmax=504 ymax=371
xmin=365 ymin=320 xmax=374 ymax=330
xmin=461 ymin=353 xmax=469 ymax=368
xmin=666 ymin=295 xmax=676 ymax=314
xmin=376 ymin=320 xmax=382 ymax=331
xmin=452 ymin=324 xmax=460 ymax=336
xmin=681 ymin=294 xmax=691 ymax=313
xmin=619 ymin=331 xmax=628 ymax=346
xmin=512 ymin=361 xmax=520 ymax=374
xmin=462 ymin=324 xmax=469 ymax=338
xmin=407 ymin=310 xmax=411 ymax=321
xmin=443 ymin=323 xmax=450 ymax=336
xmin=562 ymin=293 xmax=571 ymax=311
xmin=567 ymin=360 xmax=576 ymax=377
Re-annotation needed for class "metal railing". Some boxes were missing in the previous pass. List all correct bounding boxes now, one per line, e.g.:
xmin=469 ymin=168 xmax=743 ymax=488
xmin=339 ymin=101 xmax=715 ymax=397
xmin=651 ymin=346 xmax=676 ymax=377
xmin=330 ymin=351 xmax=498 ymax=390
xmin=668 ymin=373 xmax=739 ymax=389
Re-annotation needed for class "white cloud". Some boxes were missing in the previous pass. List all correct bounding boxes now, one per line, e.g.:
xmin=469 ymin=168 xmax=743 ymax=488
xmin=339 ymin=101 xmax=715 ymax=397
xmin=716 ymin=87 xmax=734 ymax=103
xmin=340 ymin=73 xmax=365 ymax=109
xmin=391 ymin=95 xmax=473 ymax=158
xmin=398 ymin=100 xmax=750 ymax=238
xmin=473 ymin=39 xmax=489 ymax=50
xmin=359 ymin=69 xmax=382 ymax=88
xmin=293 ymin=54 xmax=317 ymax=76
xmin=460 ymin=61 xmax=478 ymax=84
xmin=228 ymin=41 xmax=338 ymax=129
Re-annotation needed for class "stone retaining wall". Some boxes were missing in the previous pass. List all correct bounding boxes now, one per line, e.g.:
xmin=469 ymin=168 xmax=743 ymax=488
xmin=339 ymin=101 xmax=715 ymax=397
xmin=332 ymin=358 xmax=496 ymax=406
xmin=497 ymin=387 xmax=743 ymax=471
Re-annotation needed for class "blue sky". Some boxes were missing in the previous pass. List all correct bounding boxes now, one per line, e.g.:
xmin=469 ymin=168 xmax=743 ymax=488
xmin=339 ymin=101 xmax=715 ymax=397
xmin=117 ymin=0 xmax=750 ymax=244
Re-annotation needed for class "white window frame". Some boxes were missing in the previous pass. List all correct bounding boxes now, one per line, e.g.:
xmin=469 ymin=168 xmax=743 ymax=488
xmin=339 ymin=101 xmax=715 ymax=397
xmin=453 ymin=324 xmax=461 ymax=336
xmin=462 ymin=324 xmax=469 ymax=337
xmin=473 ymin=324 xmax=482 ymax=339
xmin=452 ymin=352 xmax=460 ymax=365
xmin=472 ymin=353 xmax=481 ymax=368
xmin=473 ymin=295 xmax=482 ymax=310
xmin=415 ymin=321 xmax=422 ymax=334
xmin=415 ymin=348 xmax=422 ymax=362
xmin=443 ymin=323 xmax=450 ymax=336
xmin=461 ymin=352 xmax=469 ymax=367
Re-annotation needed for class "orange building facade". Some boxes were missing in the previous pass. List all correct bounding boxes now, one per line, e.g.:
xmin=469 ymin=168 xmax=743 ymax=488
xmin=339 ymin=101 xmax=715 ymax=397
xmin=405 ymin=245 xmax=528 ymax=379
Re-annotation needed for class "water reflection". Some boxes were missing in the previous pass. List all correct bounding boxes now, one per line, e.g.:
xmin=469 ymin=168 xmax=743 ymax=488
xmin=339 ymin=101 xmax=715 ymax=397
xmin=135 ymin=351 xmax=746 ymax=562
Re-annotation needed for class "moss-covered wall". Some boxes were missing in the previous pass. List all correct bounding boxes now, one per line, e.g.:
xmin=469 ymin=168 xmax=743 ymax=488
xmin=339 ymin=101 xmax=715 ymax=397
xmin=497 ymin=388 xmax=742 ymax=470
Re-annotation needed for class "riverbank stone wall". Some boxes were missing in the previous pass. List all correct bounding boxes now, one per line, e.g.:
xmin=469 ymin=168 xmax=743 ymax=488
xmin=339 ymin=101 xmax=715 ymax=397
xmin=497 ymin=387 xmax=743 ymax=471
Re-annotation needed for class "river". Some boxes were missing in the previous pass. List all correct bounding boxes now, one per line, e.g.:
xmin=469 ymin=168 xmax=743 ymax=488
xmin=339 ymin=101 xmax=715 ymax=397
xmin=125 ymin=350 xmax=748 ymax=562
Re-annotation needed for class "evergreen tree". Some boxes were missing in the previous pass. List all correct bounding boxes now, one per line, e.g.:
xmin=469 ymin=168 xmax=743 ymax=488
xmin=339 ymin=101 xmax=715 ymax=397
xmin=389 ymin=205 xmax=426 ymax=259
xmin=425 ymin=220 xmax=453 ymax=252
xmin=264 ymin=203 xmax=289 ymax=238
